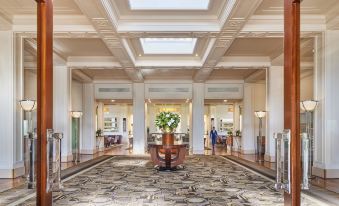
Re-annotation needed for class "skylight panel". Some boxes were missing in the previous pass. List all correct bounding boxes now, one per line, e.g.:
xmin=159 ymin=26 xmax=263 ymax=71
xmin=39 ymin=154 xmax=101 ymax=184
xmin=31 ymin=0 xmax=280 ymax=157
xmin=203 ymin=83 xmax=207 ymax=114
xmin=129 ymin=0 xmax=210 ymax=10
xmin=140 ymin=38 xmax=197 ymax=55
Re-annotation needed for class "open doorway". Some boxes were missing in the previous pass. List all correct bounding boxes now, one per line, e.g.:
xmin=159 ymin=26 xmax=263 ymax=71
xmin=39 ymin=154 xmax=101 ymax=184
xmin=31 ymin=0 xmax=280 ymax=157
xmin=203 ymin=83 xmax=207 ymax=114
xmin=204 ymin=99 xmax=242 ymax=156
xmin=145 ymin=99 xmax=191 ymax=152
xmin=96 ymin=99 xmax=133 ymax=155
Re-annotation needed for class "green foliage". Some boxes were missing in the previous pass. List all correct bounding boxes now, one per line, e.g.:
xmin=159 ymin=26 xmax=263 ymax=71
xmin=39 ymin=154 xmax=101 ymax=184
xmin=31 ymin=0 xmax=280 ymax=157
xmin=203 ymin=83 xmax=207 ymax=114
xmin=155 ymin=111 xmax=180 ymax=133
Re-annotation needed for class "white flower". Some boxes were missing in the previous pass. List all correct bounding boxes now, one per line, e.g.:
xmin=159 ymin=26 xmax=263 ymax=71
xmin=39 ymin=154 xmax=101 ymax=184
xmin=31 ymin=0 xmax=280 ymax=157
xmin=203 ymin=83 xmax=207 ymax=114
xmin=167 ymin=122 xmax=172 ymax=126
xmin=170 ymin=118 xmax=174 ymax=123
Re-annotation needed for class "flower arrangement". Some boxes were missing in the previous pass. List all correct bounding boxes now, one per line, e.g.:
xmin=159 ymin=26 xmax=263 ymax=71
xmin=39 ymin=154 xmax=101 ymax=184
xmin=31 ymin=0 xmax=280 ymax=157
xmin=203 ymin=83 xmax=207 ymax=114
xmin=155 ymin=111 xmax=180 ymax=133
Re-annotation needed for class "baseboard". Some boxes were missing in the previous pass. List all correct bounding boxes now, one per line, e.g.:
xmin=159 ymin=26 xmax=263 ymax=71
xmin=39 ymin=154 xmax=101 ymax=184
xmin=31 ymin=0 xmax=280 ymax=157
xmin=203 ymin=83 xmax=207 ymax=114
xmin=241 ymin=149 xmax=255 ymax=155
xmin=80 ymin=148 xmax=98 ymax=155
xmin=61 ymin=153 xmax=74 ymax=162
xmin=313 ymin=167 xmax=339 ymax=178
xmin=0 ymin=166 xmax=25 ymax=178
xmin=193 ymin=150 xmax=204 ymax=155
xmin=264 ymin=154 xmax=276 ymax=162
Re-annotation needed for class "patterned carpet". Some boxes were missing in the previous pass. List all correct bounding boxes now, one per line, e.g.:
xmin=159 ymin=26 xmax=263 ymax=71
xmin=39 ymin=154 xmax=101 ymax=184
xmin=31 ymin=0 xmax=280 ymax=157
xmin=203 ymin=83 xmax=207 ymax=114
xmin=15 ymin=155 xmax=321 ymax=205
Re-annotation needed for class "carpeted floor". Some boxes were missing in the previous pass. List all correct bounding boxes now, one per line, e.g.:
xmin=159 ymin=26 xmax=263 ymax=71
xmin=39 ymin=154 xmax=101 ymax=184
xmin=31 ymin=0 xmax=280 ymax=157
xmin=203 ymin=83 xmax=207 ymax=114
xmin=18 ymin=155 xmax=322 ymax=206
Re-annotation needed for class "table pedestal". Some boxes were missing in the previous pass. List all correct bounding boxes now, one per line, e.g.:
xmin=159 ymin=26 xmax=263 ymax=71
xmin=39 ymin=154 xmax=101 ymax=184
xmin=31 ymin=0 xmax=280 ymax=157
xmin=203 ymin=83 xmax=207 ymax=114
xmin=149 ymin=144 xmax=187 ymax=170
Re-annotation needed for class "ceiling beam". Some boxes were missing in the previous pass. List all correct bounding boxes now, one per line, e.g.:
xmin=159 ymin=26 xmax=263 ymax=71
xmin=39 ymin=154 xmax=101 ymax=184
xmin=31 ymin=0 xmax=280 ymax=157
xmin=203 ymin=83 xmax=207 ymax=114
xmin=193 ymin=67 xmax=214 ymax=82
xmin=200 ymin=0 xmax=263 ymax=82
xmin=216 ymin=56 xmax=271 ymax=68
xmin=74 ymin=0 xmax=143 ymax=82
xmin=72 ymin=69 xmax=93 ymax=83
xmin=244 ymin=69 xmax=266 ymax=83
xmin=0 ymin=14 xmax=12 ymax=30
xmin=25 ymin=38 xmax=67 ymax=65
xmin=125 ymin=68 xmax=144 ymax=82
xmin=67 ymin=56 xmax=121 ymax=68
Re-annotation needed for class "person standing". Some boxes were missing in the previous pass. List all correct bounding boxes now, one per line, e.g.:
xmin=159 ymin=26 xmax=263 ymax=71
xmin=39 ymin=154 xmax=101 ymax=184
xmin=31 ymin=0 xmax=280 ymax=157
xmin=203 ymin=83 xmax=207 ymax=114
xmin=210 ymin=127 xmax=218 ymax=155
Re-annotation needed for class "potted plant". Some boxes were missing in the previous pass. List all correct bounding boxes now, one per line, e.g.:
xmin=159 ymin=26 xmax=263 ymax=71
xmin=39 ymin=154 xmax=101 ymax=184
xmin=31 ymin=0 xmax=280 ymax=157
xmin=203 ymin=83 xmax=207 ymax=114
xmin=235 ymin=130 xmax=241 ymax=137
xmin=96 ymin=129 xmax=102 ymax=137
xmin=155 ymin=111 xmax=180 ymax=145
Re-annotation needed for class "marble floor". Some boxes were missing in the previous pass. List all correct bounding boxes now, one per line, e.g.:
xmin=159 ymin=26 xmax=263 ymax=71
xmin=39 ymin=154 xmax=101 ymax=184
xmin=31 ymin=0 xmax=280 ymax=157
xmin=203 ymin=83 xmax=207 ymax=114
xmin=17 ymin=156 xmax=322 ymax=206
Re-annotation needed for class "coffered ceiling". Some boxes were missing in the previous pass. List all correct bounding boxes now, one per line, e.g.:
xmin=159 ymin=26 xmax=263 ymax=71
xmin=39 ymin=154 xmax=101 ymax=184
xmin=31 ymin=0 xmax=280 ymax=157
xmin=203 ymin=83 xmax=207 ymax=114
xmin=1 ymin=0 xmax=338 ymax=83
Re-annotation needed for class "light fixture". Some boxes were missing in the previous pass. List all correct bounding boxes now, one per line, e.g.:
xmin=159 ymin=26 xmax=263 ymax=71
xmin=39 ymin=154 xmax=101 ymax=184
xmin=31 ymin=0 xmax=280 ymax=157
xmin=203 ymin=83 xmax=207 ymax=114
xmin=223 ymin=99 xmax=228 ymax=103
xmin=195 ymin=53 xmax=199 ymax=57
xmin=300 ymin=100 xmax=319 ymax=179
xmin=111 ymin=99 xmax=116 ymax=102
xmin=300 ymin=100 xmax=318 ymax=112
xmin=71 ymin=111 xmax=83 ymax=118
xmin=138 ymin=54 xmax=142 ymax=57
xmin=19 ymin=100 xmax=37 ymax=111
xmin=254 ymin=111 xmax=266 ymax=118
xmin=254 ymin=110 xmax=267 ymax=162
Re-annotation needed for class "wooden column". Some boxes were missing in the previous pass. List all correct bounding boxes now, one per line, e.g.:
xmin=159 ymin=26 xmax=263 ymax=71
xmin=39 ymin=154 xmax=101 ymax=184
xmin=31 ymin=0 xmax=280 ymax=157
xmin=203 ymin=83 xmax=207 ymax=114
xmin=284 ymin=0 xmax=301 ymax=205
xmin=36 ymin=0 xmax=53 ymax=205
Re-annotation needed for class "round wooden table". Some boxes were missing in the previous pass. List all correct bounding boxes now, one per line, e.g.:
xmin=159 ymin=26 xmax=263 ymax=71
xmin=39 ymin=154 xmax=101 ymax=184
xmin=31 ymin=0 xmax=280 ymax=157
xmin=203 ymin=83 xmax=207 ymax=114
xmin=149 ymin=143 xmax=188 ymax=170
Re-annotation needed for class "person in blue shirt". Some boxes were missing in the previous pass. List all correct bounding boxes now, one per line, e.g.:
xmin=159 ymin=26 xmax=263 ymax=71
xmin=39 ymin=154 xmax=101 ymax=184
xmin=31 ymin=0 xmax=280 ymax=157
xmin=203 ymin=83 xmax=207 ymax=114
xmin=210 ymin=127 xmax=218 ymax=155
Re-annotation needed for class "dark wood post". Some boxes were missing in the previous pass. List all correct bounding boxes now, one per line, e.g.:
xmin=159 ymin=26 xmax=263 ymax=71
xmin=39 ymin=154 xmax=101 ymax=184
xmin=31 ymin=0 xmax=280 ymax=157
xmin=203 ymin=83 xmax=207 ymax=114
xmin=35 ymin=0 xmax=53 ymax=205
xmin=284 ymin=0 xmax=301 ymax=205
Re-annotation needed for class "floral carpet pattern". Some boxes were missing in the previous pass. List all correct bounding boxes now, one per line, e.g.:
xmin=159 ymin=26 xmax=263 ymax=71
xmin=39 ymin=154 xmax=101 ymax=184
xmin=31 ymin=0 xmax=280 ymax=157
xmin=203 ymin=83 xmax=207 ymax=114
xmin=18 ymin=155 xmax=320 ymax=205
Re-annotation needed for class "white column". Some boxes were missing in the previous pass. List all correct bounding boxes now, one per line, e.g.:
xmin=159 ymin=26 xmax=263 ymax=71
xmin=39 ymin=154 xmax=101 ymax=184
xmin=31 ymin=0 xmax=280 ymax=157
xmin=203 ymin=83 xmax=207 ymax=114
xmin=133 ymin=83 xmax=146 ymax=154
xmin=0 ymin=31 xmax=25 ymax=178
xmin=313 ymin=30 xmax=339 ymax=178
xmin=53 ymin=66 xmax=72 ymax=162
xmin=81 ymin=83 xmax=96 ymax=154
xmin=265 ymin=66 xmax=284 ymax=162
xmin=242 ymin=84 xmax=256 ymax=154
xmin=97 ymin=102 xmax=104 ymax=131
xmin=242 ymin=83 xmax=266 ymax=154
xmin=233 ymin=103 xmax=240 ymax=132
xmin=192 ymin=83 xmax=204 ymax=154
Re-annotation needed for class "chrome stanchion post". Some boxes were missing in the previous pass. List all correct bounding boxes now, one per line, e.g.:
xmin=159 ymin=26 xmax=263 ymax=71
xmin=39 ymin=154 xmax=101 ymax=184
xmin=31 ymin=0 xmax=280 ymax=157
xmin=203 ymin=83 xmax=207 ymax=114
xmin=27 ymin=132 xmax=36 ymax=189
xmin=274 ymin=130 xmax=291 ymax=194
xmin=53 ymin=133 xmax=63 ymax=190
xmin=46 ymin=129 xmax=54 ymax=193
xmin=301 ymin=133 xmax=310 ymax=190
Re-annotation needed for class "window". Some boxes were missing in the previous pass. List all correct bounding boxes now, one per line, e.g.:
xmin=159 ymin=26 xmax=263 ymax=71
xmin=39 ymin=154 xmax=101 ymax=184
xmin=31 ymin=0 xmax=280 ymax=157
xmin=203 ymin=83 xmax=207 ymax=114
xmin=129 ymin=0 xmax=210 ymax=10
xmin=140 ymin=38 xmax=197 ymax=55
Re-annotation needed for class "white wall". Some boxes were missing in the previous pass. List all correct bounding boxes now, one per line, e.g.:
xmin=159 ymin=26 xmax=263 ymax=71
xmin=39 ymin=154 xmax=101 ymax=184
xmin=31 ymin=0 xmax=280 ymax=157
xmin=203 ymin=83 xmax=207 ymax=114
xmin=313 ymin=30 xmax=339 ymax=178
xmin=242 ymin=83 xmax=266 ymax=154
xmin=72 ymin=80 xmax=83 ymax=111
xmin=300 ymin=74 xmax=314 ymax=101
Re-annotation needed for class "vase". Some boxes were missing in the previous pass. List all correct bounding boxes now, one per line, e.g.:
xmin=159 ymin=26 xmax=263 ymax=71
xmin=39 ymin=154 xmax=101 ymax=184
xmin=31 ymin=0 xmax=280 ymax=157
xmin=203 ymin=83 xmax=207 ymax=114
xmin=162 ymin=133 xmax=174 ymax=145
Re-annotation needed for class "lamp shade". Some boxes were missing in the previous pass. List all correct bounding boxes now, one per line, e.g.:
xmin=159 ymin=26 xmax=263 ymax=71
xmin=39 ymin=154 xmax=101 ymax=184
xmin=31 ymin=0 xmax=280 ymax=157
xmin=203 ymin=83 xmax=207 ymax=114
xmin=300 ymin=100 xmax=318 ymax=112
xmin=71 ymin=111 xmax=83 ymax=118
xmin=254 ymin=111 xmax=266 ymax=118
xmin=19 ymin=100 xmax=37 ymax=111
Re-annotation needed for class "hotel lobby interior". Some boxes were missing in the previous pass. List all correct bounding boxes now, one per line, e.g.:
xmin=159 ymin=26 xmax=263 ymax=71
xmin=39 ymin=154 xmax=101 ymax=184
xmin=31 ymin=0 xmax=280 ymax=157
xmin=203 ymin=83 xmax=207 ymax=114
xmin=1 ymin=0 xmax=339 ymax=205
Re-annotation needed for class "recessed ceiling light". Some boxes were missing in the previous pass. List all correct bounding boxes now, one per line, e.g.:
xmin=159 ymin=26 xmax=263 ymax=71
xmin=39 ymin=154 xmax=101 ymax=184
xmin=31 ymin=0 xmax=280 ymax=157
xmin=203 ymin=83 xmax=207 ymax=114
xmin=195 ymin=53 xmax=198 ymax=57
xmin=138 ymin=54 xmax=142 ymax=57
xmin=111 ymin=100 xmax=116 ymax=102
xmin=223 ymin=100 xmax=228 ymax=102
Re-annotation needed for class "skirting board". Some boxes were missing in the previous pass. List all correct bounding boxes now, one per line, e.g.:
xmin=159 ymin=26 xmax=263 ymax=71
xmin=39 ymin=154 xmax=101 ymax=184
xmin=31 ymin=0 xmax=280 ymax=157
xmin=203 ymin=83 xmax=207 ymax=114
xmin=240 ymin=149 xmax=255 ymax=155
xmin=264 ymin=154 xmax=276 ymax=162
xmin=313 ymin=167 xmax=339 ymax=179
xmin=80 ymin=148 xmax=98 ymax=155
xmin=192 ymin=150 xmax=204 ymax=155
xmin=61 ymin=154 xmax=74 ymax=162
xmin=0 ymin=166 xmax=25 ymax=179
